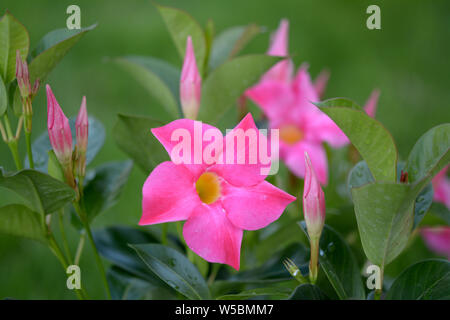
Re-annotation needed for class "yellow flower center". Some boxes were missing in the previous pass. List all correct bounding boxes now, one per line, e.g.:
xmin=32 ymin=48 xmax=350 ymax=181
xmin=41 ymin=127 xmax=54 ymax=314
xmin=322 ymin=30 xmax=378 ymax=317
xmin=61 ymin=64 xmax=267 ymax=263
xmin=280 ymin=125 xmax=304 ymax=145
xmin=195 ymin=172 xmax=221 ymax=204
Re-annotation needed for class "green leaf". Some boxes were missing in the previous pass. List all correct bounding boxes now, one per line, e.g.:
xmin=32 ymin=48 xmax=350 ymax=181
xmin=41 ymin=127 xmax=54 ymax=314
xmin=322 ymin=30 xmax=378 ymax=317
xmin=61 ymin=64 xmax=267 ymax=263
xmin=347 ymin=161 xmax=374 ymax=192
xmin=315 ymin=98 xmax=398 ymax=182
xmin=209 ymin=24 xmax=261 ymax=70
xmin=0 ymin=76 xmax=7 ymax=116
xmin=299 ymin=222 xmax=365 ymax=300
xmin=27 ymin=116 xmax=105 ymax=171
xmin=107 ymin=266 xmax=175 ymax=300
xmin=83 ymin=161 xmax=133 ymax=222
xmin=131 ymin=243 xmax=211 ymax=300
xmin=113 ymin=114 xmax=168 ymax=173
xmin=288 ymin=284 xmax=329 ymax=300
xmin=352 ymin=182 xmax=414 ymax=267
xmin=0 ymin=169 xmax=76 ymax=215
xmin=113 ymin=56 xmax=180 ymax=119
xmin=217 ymin=287 xmax=291 ymax=300
xmin=385 ymin=259 xmax=450 ymax=300
xmin=28 ymin=24 xmax=96 ymax=84
xmin=0 ymin=204 xmax=45 ymax=241
xmin=156 ymin=4 xmax=206 ymax=74
xmin=198 ymin=54 xmax=281 ymax=128
xmin=0 ymin=11 xmax=29 ymax=83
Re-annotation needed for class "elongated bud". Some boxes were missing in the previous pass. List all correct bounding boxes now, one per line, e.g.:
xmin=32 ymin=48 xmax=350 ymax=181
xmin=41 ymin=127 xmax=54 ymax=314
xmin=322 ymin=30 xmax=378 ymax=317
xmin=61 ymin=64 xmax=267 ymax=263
xmin=303 ymin=152 xmax=325 ymax=238
xmin=180 ymin=36 xmax=201 ymax=120
xmin=46 ymin=84 xmax=74 ymax=187
xmin=16 ymin=50 xmax=31 ymax=99
xmin=303 ymin=152 xmax=325 ymax=284
xmin=75 ymin=96 xmax=88 ymax=178
xmin=313 ymin=69 xmax=330 ymax=99
xmin=364 ymin=89 xmax=380 ymax=118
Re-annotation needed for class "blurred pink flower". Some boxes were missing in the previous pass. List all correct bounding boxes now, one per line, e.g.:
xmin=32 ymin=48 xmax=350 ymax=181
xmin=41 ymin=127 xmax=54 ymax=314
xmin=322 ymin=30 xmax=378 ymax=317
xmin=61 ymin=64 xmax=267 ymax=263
xmin=432 ymin=165 xmax=450 ymax=209
xmin=139 ymin=114 xmax=296 ymax=270
xmin=421 ymin=227 xmax=450 ymax=260
xmin=180 ymin=36 xmax=202 ymax=119
xmin=364 ymin=89 xmax=380 ymax=118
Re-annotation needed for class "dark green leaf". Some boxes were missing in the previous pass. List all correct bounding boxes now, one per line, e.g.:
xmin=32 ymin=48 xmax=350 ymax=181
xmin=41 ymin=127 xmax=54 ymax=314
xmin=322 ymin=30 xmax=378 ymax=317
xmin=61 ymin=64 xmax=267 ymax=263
xmin=386 ymin=259 xmax=450 ymax=300
xmin=27 ymin=116 xmax=105 ymax=171
xmin=0 ymin=204 xmax=45 ymax=241
xmin=299 ymin=222 xmax=365 ymax=300
xmin=131 ymin=243 xmax=211 ymax=300
xmin=198 ymin=54 xmax=281 ymax=128
xmin=217 ymin=287 xmax=291 ymax=300
xmin=0 ymin=76 xmax=7 ymax=115
xmin=113 ymin=114 xmax=168 ymax=173
xmin=315 ymin=98 xmax=398 ymax=182
xmin=156 ymin=4 xmax=206 ymax=74
xmin=0 ymin=169 xmax=76 ymax=215
xmin=113 ymin=56 xmax=180 ymax=119
xmin=347 ymin=161 xmax=374 ymax=192
xmin=288 ymin=284 xmax=329 ymax=300
xmin=209 ymin=24 xmax=261 ymax=70
xmin=0 ymin=11 xmax=29 ymax=83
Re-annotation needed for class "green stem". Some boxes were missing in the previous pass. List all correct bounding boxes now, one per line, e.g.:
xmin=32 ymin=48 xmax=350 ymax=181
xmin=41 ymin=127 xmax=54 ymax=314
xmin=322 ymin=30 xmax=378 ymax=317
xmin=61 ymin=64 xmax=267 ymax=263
xmin=161 ymin=223 xmax=168 ymax=245
xmin=207 ymin=264 xmax=220 ymax=286
xmin=25 ymin=131 xmax=34 ymax=169
xmin=58 ymin=209 xmax=72 ymax=264
xmin=73 ymin=201 xmax=111 ymax=299
xmin=309 ymin=237 xmax=320 ymax=284
xmin=74 ymin=231 xmax=86 ymax=265
xmin=3 ymin=115 xmax=22 ymax=170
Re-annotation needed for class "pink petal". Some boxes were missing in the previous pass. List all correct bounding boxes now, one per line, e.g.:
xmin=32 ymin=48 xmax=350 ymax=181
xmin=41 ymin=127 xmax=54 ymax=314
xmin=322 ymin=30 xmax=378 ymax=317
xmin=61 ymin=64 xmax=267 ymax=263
xmin=306 ymin=111 xmax=349 ymax=148
xmin=140 ymin=161 xmax=200 ymax=225
xmin=222 ymin=180 xmax=296 ymax=230
xmin=183 ymin=202 xmax=243 ymax=270
xmin=209 ymin=113 xmax=271 ymax=187
xmin=432 ymin=165 xmax=450 ymax=209
xmin=281 ymin=140 xmax=328 ymax=185
xmin=151 ymin=119 xmax=222 ymax=177
xmin=421 ymin=227 xmax=450 ymax=259
xmin=292 ymin=64 xmax=319 ymax=109
xmin=262 ymin=59 xmax=294 ymax=83
xmin=364 ymin=89 xmax=380 ymax=118
xmin=313 ymin=69 xmax=330 ymax=99
xmin=267 ymin=19 xmax=289 ymax=57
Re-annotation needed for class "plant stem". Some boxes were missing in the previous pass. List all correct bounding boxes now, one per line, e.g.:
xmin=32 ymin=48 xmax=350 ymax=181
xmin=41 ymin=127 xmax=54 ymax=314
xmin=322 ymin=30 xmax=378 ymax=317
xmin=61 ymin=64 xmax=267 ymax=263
xmin=73 ymin=201 xmax=111 ymax=299
xmin=3 ymin=115 xmax=22 ymax=170
xmin=25 ymin=131 xmax=34 ymax=169
xmin=207 ymin=264 xmax=220 ymax=286
xmin=161 ymin=223 xmax=168 ymax=245
xmin=75 ymin=231 xmax=86 ymax=265
xmin=58 ymin=209 xmax=72 ymax=264
xmin=309 ymin=237 xmax=320 ymax=284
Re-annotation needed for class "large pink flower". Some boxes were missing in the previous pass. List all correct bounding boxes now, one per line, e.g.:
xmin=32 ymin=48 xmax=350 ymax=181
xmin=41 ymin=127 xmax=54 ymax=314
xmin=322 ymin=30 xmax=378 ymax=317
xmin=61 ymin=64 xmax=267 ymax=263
xmin=421 ymin=227 xmax=450 ymax=260
xmin=432 ymin=165 xmax=450 ymax=209
xmin=139 ymin=114 xmax=296 ymax=270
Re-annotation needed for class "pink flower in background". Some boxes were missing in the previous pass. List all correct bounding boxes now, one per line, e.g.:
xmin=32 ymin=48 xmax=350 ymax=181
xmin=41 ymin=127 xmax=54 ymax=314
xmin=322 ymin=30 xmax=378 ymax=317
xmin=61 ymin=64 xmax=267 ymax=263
xmin=180 ymin=36 xmax=202 ymax=120
xmin=245 ymin=20 xmax=348 ymax=185
xmin=421 ymin=227 xmax=450 ymax=260
xmin=139 ymin=114 xmax=296 ymax=270
xmin=364 ymin=89 xmax=380 ymax=118
xmin=432 ymin=165 xmax=450 ymax=209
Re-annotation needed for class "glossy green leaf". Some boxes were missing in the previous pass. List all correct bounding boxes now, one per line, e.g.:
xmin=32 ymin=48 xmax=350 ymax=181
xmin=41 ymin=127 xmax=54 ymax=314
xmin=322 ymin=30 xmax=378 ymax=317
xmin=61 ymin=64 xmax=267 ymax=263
xmin=288 ymin=284 xmax=329 ymax=300
xmin=113 ymin=56 xmax=180 ymax=119
xmin=0 ymin=169 xmax=76 ymax=215
xmin=27 ymin=117 xmax=105 ymax=171
xmin=0 ymin=11 xmax=29 ymax=83
xmin=316 ymin=98 xmax=398 ymax=182
xmin=83 ymin=161 xmax=133 ymax=222
xmin=352 ymin=182 xmax=414 ymax=267
xmin=198 ymin=55 xmax=281 ymax=127
xmin=347 ymin=161 xmax=374 ymax=192
xmin=209 ymin=24 xmax=261 ymax=70
xmin=113 ymin=114 xmax=168 ymax=173
xmin=217 ymin=287 xmax=291 ymax=300
xmin=0 ymin=76 xmax=7 ymax=116
xmin=156 ymin=4 xmax=206 ymax=74
xmin=131 ymin=243 xmax=211 ymax=300
xmin=47 ymin=150 xmax=64 ymax=182
xmin=0 ymin=204 xmax=45 ymax=241
xmin=299 ymin=222 xmax=365 ymax=300
xmin=386 ymin=259 xmax=450 ymax=300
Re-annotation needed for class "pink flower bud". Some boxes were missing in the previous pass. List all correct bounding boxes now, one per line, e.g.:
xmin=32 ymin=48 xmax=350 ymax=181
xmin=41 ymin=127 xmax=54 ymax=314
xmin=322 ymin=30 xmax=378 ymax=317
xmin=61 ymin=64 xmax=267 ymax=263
xmin=75 ymin=96 xmax=88 ymax=177
xmin=46 ymin=84 xmax=73 ymax=166
xmin=303 ymin=152 xmax=325 ymax=239
xmin=364 ymin=89 xmax=380 ymax=118
xmin=16 ymin=50 xmax=31 ymax=98
xmin=180 ymin=36 xmax=201 ymax=119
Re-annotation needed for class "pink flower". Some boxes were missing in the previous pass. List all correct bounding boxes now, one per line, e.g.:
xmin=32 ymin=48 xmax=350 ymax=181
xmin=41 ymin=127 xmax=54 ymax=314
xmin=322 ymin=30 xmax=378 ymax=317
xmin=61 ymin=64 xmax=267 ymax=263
xmin=421 ymin=227 xmax=450 ymax=260
xmin=16 ymin=50 xmax=31 ymax=98
xmin=180 ymin=36 xmax=202 ymax=120
xmin=246 ymin=64 xmax=347 ymax=185
xmin=75 ymin=96 xmax=89 ymax=177
xmin=303 ymin=152 xmax=325 ymax=239
xmin=46 ymin=84 xmax=73 ymax=166
xmin=139 ymin=114 xmax=296 ymax=270
xmin=313 ymin=69 xmax=330 ymax=100
xmin=432 ymin=165 xmax=450 ymax=209
xmin=364 ymin=89 xmax=380 ymax=118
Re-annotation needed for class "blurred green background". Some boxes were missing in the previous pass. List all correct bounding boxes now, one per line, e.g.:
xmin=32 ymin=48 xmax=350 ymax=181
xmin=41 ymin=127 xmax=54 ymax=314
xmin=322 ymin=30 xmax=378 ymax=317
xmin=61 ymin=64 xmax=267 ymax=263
xmin=0 ymin=0 xmax=449 ymax=299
